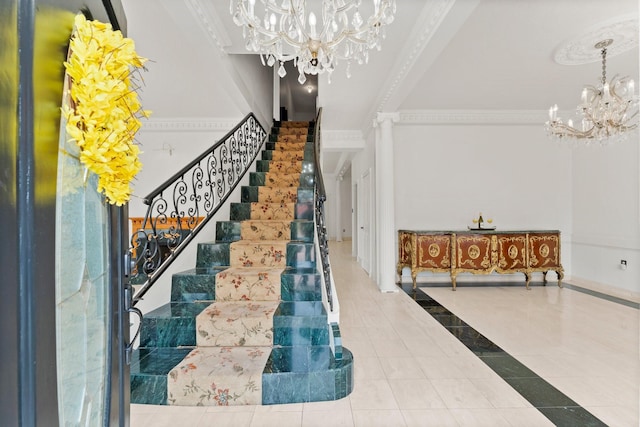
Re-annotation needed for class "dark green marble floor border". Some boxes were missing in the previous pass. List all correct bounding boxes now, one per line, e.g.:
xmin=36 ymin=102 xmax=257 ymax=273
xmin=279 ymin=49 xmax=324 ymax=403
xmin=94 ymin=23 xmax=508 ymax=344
xmin=400 ymin=282 xmax=609 ymax=427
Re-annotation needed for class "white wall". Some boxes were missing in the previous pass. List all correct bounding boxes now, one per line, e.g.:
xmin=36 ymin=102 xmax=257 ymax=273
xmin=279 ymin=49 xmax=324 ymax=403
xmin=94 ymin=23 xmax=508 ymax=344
xmin=357 ymin=121 xmax=574 ymax=284
xmin=228 ymin=54 xmax=274 ymax=128
xmin=571 ymin=137 xmax=640 ymax=297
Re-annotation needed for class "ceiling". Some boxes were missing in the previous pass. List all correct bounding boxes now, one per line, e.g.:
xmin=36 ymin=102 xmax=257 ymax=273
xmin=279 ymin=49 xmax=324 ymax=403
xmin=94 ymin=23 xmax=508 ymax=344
xmin=123 ymin=0 xmax=639 ymax=177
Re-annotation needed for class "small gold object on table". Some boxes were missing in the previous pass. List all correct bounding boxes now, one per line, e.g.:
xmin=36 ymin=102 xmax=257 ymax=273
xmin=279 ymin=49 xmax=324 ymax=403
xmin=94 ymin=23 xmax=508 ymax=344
xmin=469 ymin=212 xmax=495 ymax=231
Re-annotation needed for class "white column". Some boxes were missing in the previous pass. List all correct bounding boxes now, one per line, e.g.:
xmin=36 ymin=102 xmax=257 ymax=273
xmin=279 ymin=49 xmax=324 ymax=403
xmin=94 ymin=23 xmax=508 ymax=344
xmin=374 ymin=112 xmax=399 ymax=292
xmin=335 ymin=177 xmax=343 ymax=242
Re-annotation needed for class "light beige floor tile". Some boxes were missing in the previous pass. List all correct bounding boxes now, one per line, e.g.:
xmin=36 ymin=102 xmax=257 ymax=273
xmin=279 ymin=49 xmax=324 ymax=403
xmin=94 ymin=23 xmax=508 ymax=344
xmin=379 ymin=357 xmax=426 ymax=380
xmin=195 ymin=411 xmax=255 ymax=427
xmin=302 ymin=410 xmax=354 ymax=427
xmin=354 ymin=356 xmax=386 ymax=381
xmin=468 ymin=378 xmax=530 ymax=408
xmin=401 ymin=409 xmax=460 ymax=427
xmin=449 ymin=408 xmax=511 ymax=427
xmin=496 ymin=408 xmax=555 ymax=426
xmin=302 ymin=396 xmax=351 ymax=412
xmin=430 ymin=379 xmax=493 ymax=409
xmin=348 ymin=379 xmax=399 ymax=410
xmin=388 ymin=379 xmax=447 ymax=410
xmin=352 ymin=409 xmax=407 ymax=427
xmin=414 ymin=356 xmax=467 ymax=379
xmin=370 ymin=338 xmax=413 ymax=358
xmin=249 ymin=411 xmax=302 ymax=427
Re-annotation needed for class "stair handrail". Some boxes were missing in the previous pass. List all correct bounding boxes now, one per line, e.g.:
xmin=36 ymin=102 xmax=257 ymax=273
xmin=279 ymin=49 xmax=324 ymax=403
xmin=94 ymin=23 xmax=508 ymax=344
xmin=129 ymin=113 xmax=267 ymax=304
xmin=312 ymin=108 xmax=336 ymax=312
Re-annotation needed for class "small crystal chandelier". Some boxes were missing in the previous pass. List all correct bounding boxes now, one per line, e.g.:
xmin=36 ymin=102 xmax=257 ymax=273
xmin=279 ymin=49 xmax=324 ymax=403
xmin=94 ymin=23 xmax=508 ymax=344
xmin=229 ymin=0 xmax=397 ymax=84
xmin=545 ymin=39 xmax=639 ymax=145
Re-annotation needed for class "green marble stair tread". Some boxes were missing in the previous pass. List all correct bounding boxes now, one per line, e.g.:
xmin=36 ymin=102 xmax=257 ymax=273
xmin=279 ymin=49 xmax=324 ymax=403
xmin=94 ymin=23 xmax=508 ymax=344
xmin=130 ymin=347 xmax=194 ymax=405
xmin=139 ymin=302 xmax=210 ymax=348
xmin=167 ymin=346 xmax=271 ymax=406
xmin=171 ymin=268 xmax=225 ymax=302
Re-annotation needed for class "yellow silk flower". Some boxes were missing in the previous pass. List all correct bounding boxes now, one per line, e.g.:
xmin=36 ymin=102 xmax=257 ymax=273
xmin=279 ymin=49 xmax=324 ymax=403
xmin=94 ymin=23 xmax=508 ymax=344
xmin=63 ymin=13 xmax=150 ymax=206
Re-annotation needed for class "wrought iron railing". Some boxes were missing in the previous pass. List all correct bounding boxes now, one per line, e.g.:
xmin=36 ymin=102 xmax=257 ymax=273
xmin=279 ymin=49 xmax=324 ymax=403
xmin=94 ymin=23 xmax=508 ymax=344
xmin=312 ymin=108 xmax=334 ymax=312
xmin=129 ymin=113 xmax=266 ymax=304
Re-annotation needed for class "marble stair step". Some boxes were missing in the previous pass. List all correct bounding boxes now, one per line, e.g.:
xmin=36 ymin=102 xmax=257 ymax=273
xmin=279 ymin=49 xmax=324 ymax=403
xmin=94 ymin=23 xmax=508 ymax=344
xmin=229 ymin=240 xmax=288 ymax=268
xmin=167 ymin=346 xmax=271 ymax=406
xmin=264 ymin=172 xmax=301 ymax=187
xmin=216 ymin=220 xmax=314 ymax=243
xmin=170 ymin=267 xmax=226 ymax=303
xmin=196 ymin=241 xmax=315 ymax=269
xmin=230 ymin=201 xmax=313 ymax=221
xmin=249 ymin=202 xmax=296 ymax=221
xmin=262 ymin=345 xmax=353 ymax=405
xmin=215 ymin=267 xmax=283 ymax=301
xmin=273 ymin=120 xmax=311 ymax=128
xmin=130 ymin=347 xmax=194 ymax=405
xmin=256 ymin=159 xmax=304 ymax=174
xmin=273 ymin=142 xmax=307 ymax=151
xmin=241 ymin=186 xmax=313 ymax=204
xmin=196 ymin=301 xmax=279 ymax=347
xmin=139 ymin=302 xmax=210 ymax=348
xmin=256 ymin=186 xmax=298 ymax=203
xmin=273 ymin=301 xmax=330 ymax=346
xmin=261 ymin=149 xmax=309 ymax=161
xmin=241 ymin=219 xmax=292 ymax=240
xmin=249 ymin=171 xmax=314 ymax=188
xmin=281 ymin=268 xmax=322 ymax=301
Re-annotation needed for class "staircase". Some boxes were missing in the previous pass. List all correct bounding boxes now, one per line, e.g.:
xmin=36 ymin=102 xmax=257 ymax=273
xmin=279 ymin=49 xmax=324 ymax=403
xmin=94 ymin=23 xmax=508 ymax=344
xmin=130 ymin=120 xmax=353 ymax=406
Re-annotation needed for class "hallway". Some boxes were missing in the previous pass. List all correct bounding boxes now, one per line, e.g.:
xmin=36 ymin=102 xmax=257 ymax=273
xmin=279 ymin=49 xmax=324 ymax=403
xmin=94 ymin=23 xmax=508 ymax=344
xmin=131 ymin=240 xmax=639 ymax=426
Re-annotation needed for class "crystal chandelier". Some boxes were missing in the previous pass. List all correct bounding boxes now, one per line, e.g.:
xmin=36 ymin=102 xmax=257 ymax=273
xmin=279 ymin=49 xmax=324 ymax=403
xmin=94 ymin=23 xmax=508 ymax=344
xmin=545 ymin=39 xmax=639 ymax=145
xmin=229 ymin=0 xmax=397 ymax=84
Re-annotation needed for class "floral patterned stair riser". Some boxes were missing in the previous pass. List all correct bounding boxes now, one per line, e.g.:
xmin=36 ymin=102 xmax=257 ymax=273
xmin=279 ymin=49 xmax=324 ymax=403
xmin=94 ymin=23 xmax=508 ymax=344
xmin=276 ymin=134 xmax=307 ymax=143
xmin=274 ymin=142 xmax=306 ymax=151
xmin=257 ymin=187 xmax=298 ymax=203
xmin=229 ymin=240 xmax=288 ymax=269
xmin=196 ymin=301 xmax=278 ymax=347
xmin=166 ymin=124 xmax=311 ymax=406
xmin=271 ymin=150 xmax=305 ymax=161
xmin=241 ymin=220 xmax=292 ymax=240
xmin=268 ymin=160 xmax=303 ymax=174
xmin=265 ymin=173 xmax=301 ymax=187
xmin=249 ymin=202 xmax=295 ymax=220
xmin=215 ymin=267 xmax=282 ymax=301
xmin=167 ymin=346 xmax=270 ymax=406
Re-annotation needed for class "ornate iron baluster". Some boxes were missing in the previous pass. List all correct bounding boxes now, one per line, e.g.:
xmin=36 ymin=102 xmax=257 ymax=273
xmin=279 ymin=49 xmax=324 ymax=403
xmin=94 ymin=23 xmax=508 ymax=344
xmin=129 ymin=113 xmax=266 ymax=304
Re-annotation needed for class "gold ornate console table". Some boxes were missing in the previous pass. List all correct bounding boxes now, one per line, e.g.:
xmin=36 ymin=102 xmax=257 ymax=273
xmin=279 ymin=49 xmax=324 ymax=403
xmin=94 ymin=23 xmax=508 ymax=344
xmin=397 ymin=229 xmax=564 ymax=290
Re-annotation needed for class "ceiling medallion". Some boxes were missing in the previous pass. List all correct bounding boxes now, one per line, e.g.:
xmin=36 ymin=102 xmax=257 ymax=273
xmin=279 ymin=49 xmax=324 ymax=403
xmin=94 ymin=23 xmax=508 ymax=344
xmin=554 ymin=14 xmax=638 ymax=65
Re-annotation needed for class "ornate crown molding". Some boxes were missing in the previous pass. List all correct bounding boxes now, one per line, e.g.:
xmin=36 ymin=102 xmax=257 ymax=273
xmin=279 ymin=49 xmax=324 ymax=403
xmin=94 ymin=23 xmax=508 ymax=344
xmin=141 ymin=118 xmax=241 ymax=132
xmin=554 ymin=14 xmax=638 ymax=65
xmin=398 ymin=110 xmax=547 ymax=125
xmin=184 ymin=0 xmax=231 ymax=55
xmin=322 ymin=130 xmax=365 ymax=150
xmin=373 ymin=0 xmax=456 ymax=115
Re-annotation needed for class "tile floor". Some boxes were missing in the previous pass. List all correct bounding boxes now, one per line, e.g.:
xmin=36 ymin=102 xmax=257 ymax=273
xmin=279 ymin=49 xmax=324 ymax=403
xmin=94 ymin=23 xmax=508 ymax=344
xmin=131 ymin=240 xmax=639 ymax=426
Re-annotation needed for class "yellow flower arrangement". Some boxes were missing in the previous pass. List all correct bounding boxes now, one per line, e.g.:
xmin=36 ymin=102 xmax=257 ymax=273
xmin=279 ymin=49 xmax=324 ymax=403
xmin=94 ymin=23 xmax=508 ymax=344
xmin=62 ymin=13 xmax=150 ymax=206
